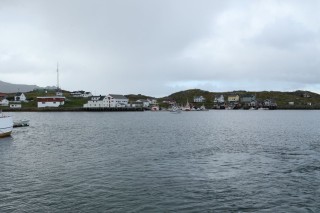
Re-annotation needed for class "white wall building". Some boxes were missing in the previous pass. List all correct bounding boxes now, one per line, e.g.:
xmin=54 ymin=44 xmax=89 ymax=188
xmin=136 ymin=99 xmax=150 ymax=107
xmin=83 ymin=96 xmax=107 ymax=108
xmin=148 ymin=99 xmax=157 ymax=105
xmin=37 ymin=96 xmax=65 ymax=108
xmin=10 ymin=104 xmax=21 ymax=109
xmin=193 ymin=96 xmax=206 ymax=103
xmin=70 ymin=91 xmax=93 ymax=98
xmin=83 ymin=94 xmax=129 ymax=108
xmin=0 ymin=98 xmax=9 ymax=106
xmin=14 ymin=93 xmax=27 ymax=102
xmin=214 ymin=95 xmax=225 ymax=104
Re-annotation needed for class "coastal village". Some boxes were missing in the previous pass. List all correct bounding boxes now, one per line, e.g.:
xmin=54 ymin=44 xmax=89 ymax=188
xmin=1 ymin=67 xmax=319 ymax=111
xmin=0 ymin=88 xmax=319 ymax=111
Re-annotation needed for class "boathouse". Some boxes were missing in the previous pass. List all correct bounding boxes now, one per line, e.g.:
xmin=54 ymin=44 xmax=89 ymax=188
xmin=37 ymin=96 xmax=65 ymax=108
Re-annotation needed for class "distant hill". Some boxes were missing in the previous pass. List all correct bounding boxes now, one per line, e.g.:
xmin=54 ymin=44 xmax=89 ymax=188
xmin=0 ymin=80 xmax=57 ymax=93
xmin=125 ymin=94 xmax=156 ymax=101
xmin=158 ymin=89 xmax=320 ymax=109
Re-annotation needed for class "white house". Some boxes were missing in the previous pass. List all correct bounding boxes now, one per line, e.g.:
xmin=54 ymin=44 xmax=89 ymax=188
xmin=10 ymin=103 xmax=21 ymax=109
xmin=37 ymin=96 xmax=65 ymax=108
xmin=0 ymin=98 xmax=9 ymax=106
xmin=131 ymin=101 xmax=144 ymax=108
xmin=288 ymin=102 xmax=294 ymax=106
xmin=83 ymin=94 xmax=129 ymax=108
xmin=83 ymin=96 xmax=107 ymax=108
xmin=106 ymin=94 xmax=129 ymax=107
xmin=136 ymin=99 xmax=150 ymax=107
xmin=148 ymin=99 xmax=157 ymax=105
xmin=214 ymin=95 xmax=225 ymax=104
xmin=194 ymin=96 xmax=206 ymax=103
xmin=83 ymin=92 xmax=93 ymax=98
xmin=14 ymin=92 xmax=27 ymax=102
xmin=70 ymin=91 xmax=83 ymax=97
xmin=71 ymin=91 xmax=93 ymax=98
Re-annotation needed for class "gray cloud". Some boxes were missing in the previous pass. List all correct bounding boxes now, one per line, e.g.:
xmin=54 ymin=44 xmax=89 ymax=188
xmin=1 ymin=0 xmax=320 ymax=97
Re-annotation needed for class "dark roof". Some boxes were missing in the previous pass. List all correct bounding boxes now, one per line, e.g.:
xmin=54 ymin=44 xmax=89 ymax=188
xmin=109 ymin=94 xmax=128 ymax=99
xmin=15 ymin=92 xmax=23 ymax=96
xmin=91 ymin=96 xmax=106 ymax=101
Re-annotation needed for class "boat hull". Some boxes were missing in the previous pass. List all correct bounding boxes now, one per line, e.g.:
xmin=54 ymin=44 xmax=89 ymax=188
xmin=0 ymin=116 xmax=13 ymax=138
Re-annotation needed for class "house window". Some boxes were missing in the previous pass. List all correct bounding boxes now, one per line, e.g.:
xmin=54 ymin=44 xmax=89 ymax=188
xmin=42 ymin=102 xmax=45 ymax=104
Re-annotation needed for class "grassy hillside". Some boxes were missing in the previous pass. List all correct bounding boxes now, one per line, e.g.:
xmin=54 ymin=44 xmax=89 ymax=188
xmin=1 ymin=90 xmax=88 ymax=109
xmin=158 ymin=89 xmax=320 ymax=109
xmin=1 ymin=88 xmax=320 ymax=110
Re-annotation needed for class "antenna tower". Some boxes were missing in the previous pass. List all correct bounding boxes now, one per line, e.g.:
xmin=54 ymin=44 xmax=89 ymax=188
xmin=57 ymin=62 xmax=60 ymax=90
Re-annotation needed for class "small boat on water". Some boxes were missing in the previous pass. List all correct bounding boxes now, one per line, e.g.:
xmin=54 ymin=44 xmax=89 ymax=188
xmin=13 ymin=119 xmax=30 ymax=128
xmin=183 ymin=99 xmax=191 ymax=111
xmin=170 ymin=106 xmax=182 ymax=113
xmin=0 ymin=111 xmax=13 ymax=137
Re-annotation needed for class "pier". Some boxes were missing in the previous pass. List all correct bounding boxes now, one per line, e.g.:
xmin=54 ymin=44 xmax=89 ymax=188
xmin=2 ymin=107 xmax=144 ymax=112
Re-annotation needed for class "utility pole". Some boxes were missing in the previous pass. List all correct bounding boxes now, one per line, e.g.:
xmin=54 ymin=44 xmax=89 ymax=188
xmin=57 ymin=62 xmax=60 ymax=90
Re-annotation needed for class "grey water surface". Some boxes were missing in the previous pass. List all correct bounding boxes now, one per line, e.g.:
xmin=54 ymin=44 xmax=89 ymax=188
xmin=0 ymin=111 xmax=320 ymax=212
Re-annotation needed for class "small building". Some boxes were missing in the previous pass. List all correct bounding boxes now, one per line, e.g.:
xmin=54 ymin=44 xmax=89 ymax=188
xmin=148 ymin=99 xmax=157 ymax=105
xmin=83 ymin=95 xmax=107 ymax=108
xmin=214 ymin=94 xmax=225 ymax=104
xmin=264 ymin=99 xmax=277 ymax=107
xmin=56 ymin=90 xmax=63 ymax=96
xmin=302 ymin=92 xmax=311 ymax=98
xmin=83 ymin=92 xmax=93 ymax=98
xmin=37 ymin=96 xmax=65 ymax=108
xmin=0 ymin=98 xmax=9 ymax=106
xmin=106 ymin=94 xmax=129 ymax=107
xmin=193 ymin=96 xmax=206 ymax=103
xmin=162 ymin=98 xmax=176 ymax=105
xmin=151 ymin=105 xmax=159 ymax=111
xmin=131 ymin=101 xmax=144 ymax=108
xmin=136 ymin=99 xmax=150 ymax=107
xmin=288 ymin=102 xmax=294 ymax=106
xmin=10 ymin=103 xmax=21 ymax=109
xmin=83 ymin=94 xmax=129 ymax=108
xmin=228 ymin=94 xmax=240 ymax=103
xmin=14 ymin=92 xmax=27 ymax=102
xmin=0 ymin=93 xmax=7 ymax=99
xmin=241 ymin=94 xmax=256 ymax=103
xmin=70 ymin=91 xmax=84 ymax=97
xmin=70 ymin=91 xmax=93 ymax=98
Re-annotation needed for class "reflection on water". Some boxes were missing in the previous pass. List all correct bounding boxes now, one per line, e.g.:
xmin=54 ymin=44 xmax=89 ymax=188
xmin=1 ymin=111 xmax=320 ymax=212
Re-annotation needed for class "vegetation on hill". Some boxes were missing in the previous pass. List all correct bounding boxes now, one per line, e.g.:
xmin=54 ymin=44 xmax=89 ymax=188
xmin=125 ymin=94 xmax=156 ymax=102
xmin=1 ymin=88 xmax=320 ymax=110
xmin=158 ymin=89 xmax=320 ymax=109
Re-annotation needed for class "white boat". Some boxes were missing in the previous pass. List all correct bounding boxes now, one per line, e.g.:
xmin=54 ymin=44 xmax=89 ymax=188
xmin=13 ymin=119 xmax=30 ymax=128
xmin=0 ymin=111 xmax=13 ymax=137
xmin=183 ymin=99 xmax=191 ymax=111
xmin=170 ymin=106 xmax=182 ymax=113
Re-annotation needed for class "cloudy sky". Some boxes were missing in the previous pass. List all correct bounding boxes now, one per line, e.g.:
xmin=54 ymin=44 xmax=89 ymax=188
xmin=1 ymin=0 xmax=320 ymax=97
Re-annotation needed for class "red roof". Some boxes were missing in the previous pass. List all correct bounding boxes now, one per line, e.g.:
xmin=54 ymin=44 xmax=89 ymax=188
xmin=0 ymin=93 xmax=7 ymax=97
xmin=37 ymin=97 xmax=65 ymax=102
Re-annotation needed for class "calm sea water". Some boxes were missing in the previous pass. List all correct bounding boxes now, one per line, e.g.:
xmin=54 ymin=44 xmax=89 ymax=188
xmin=0 ymin=111 xmax=320 ymax=212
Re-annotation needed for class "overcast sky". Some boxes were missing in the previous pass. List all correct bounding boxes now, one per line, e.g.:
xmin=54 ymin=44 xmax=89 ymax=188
xmin=1 ymin=0 xmax=320 ymax=97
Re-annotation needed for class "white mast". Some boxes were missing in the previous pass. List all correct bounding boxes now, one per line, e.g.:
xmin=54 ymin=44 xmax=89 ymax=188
xmin=57 ymin=62 xmax=60 ymax=90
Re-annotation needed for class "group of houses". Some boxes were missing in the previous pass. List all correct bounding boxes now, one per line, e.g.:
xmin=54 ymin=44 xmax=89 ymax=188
xmin=83 ymin=94 xmax=157 ymax=109
xmin=0 ymin=92 xmax=27 ymax=109
xmin=191 ymin=94 xmax=278 ymax=109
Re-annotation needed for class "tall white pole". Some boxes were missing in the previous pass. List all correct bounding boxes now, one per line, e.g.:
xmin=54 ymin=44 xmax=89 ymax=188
xmin=57 ymin=62 xmax=60 ymax=90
